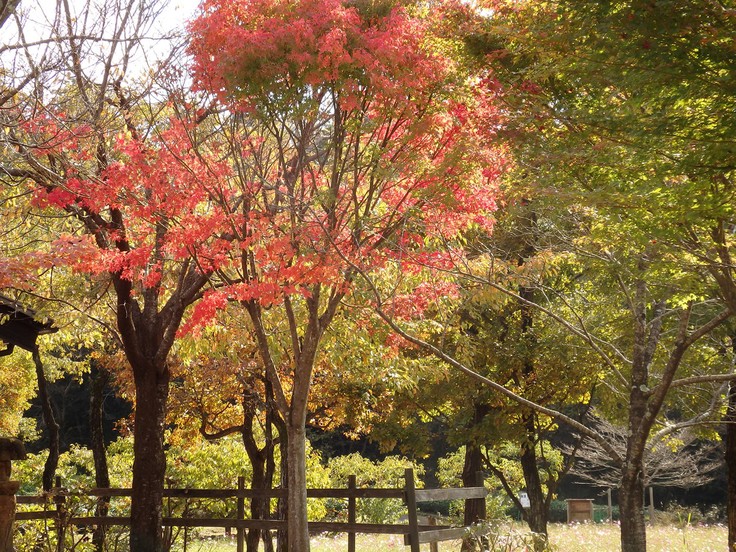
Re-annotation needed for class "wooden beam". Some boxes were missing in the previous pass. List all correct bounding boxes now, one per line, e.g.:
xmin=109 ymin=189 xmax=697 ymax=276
xmin=414 ymin=487 xmax=487 ymax=502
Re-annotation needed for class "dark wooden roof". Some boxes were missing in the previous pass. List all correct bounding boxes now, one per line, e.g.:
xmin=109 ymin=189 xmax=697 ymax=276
xmin=0 ymin=295 xmax=57 ymax=353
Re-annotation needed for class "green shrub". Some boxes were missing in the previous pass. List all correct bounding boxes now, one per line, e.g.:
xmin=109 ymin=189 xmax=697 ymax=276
xmin=326 ymin=453 xmax=424 ymax=524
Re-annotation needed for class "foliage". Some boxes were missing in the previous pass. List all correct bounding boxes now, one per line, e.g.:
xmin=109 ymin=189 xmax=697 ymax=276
xmin=186 ymin=1 xmax=505 ymax=547
xmin=0 ymin=348 xmax=35 ymax=435
xmin=326 ymin=452 xmax=423 ymax=523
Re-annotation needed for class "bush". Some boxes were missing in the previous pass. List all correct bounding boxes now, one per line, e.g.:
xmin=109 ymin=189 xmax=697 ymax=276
xmin=326 ymin=453 xmax=424 ymax=524
xmin=658 ymin=502 xmax=726 ymax=526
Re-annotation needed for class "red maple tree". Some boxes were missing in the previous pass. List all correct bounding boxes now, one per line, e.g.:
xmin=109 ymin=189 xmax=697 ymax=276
xmin=187 ymin=1 xmax=505 ymax=549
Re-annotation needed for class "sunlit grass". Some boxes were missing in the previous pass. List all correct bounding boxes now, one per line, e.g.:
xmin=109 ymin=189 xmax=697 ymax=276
xmin=185 ymin=522 xmax=729 ymax=552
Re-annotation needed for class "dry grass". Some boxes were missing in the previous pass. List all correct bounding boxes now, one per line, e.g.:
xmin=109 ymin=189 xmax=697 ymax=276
xmin=187 ymin=523 xmax=729 ymax=552
xmin=549 ymin=522 xmax=727 ymax=551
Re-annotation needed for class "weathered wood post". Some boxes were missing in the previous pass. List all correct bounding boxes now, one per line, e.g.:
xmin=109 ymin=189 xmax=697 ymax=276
xmin=237 ymin=476 xmax=245 ymax=552
xmin=474 ymin=471 xmax=486 ymax=521
xmin=428 ymin=516 xmax=438 ymax=552
xmin=54 ymin=476 xmax=66 ymax=552
xmin=404 ymin=468 xmax=420 ymax=552
xmin=0 ymin=438 xmax=25 ymax=552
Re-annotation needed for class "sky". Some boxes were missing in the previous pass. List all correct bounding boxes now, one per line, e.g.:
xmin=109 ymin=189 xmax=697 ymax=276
xmin=1 ymin=0 xmax=201 ymax=84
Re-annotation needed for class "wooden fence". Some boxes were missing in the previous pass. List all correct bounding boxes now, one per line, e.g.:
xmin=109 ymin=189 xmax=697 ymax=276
xmin=16 ymin=468 xmax=487 ymax=552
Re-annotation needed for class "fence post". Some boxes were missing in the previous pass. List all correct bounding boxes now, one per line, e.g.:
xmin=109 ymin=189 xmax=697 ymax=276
xmin=348 ymin=475 xmax=356 ymax=552
xmin=54 ymin=476 xmax=66 ymax=552
xmin=475 ymin=471 xmax=486 ymax=520
xmin=475 ymin=471 xmax=488 ymax=550
xmin=237 ymin=476 xmax=245 ymax=552
xmin=404 ymin=468 xmax=420 ymax=552
xmin=0 ymin=438 xmax=25 ymax=552
xmin=428 ymin=516 xmax=438 ymax=552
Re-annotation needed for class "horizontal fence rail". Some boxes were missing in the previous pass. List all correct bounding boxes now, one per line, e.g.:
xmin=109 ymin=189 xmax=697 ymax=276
xmin=15 ymin=468 xmax=488 ymax=552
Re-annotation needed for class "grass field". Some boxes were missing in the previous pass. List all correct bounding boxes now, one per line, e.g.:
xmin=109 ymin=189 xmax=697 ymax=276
xmin=186 ymin=523 xmax=729 ymax=552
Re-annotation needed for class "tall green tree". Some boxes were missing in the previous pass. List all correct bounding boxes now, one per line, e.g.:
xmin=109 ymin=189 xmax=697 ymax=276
xmin=459 ymin=2 xmax=736 ymax=550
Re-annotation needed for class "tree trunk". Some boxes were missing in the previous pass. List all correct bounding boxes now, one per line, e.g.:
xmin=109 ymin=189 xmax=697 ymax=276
xmin=462 ymin=443 xmax=485 ymax=527
xmin=275 ymin=409 xmax=289 ymax=552
xmin=519 ymin=444 xmax=546 ymax=537
xmin=620 ymin=364 xmax=649 ymax=552
xmin=518 ymin=262 xmax=548 ymax=548
xmin=247 ymin=455 xmax=268 ymax=552
xmin=129 ymin=362 xmax=170 ymax=552
xmin=619 ymin=462 xmax=647 ymax=552
xmin=461 ymin=443 xmax=485 ymax=552
xmin=519 ymin=416 xmax=548 ymax=552
xmin=726 ymin=378 xmax=736 ymax=551
xmin=285 ymin=421 xmax=310 ymax=552
xmin=90 ymin=364 xmax=111 ymax=552
xmin=31 ymin=348 xmax=59 ymax=492
xmin=242 ymin=385 xmax=278 ymax=552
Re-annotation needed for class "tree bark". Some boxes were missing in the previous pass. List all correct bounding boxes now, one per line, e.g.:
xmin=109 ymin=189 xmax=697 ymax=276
xmin=726 ymin=376 xmax=736 ymax=551
xmin=519 ymin=419 xmax=548 ymax=544
xmin=275 ymin=407 xmax=289 ymax=552
xmin=462 ymin=442 xmax=485 ymax=527
xmin=89 ymin=364 xmax=111 ymax=552
xmin=241 ymin=383 xmax=278 ymax=552
xmin=517 ymin=262 xmax=548 ymax=548
xmin=247 ymin=451 xmax=268 ymax=552
xmin=285 ymin=421 xmax=310 ymax=552
xmin=619 ymin=461 xmax=647 ymax=552
xmin=31 ymin=348 xmax=59 ymax=493
xmin=129 ymin=361 xmax=170 ymax=552
xmin=461 ymin=443 xmax=485 ymax=552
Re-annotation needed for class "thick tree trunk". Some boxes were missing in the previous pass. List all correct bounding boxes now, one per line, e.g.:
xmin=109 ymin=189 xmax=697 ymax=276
xmin=31 ymin=348 xmax=59 ymax=492
xmin=462 ymin=443 xmax=485 ymax=527
xmin=129 ymin=362 xmax=170 ymax=552
xmin=726 ymin=379 xmax=736 ymax=552
xmin=619 ymin=463 xmax=647 ymax=552
xmin=285 ymin=422 xmax=310 ymax=552
xmin=90 ymin=365 xmax=111 ymax=552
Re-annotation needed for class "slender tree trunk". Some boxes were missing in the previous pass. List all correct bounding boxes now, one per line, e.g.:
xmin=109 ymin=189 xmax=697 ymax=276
xmin=90 ymin=364 xmax=111 ymax=552
xmin=285 ymin=421 xmax=310 ymax=552
xmin=518 ymin=265 xmax=548 ymax=548
xmin=519 ymin=421 xmax=548 ymax=543
xmin=619 ymin=461 xmax=647 ymax=552
xmin=31 ymin=348 xmax=59 ymax=492
xmin=620 ymin=354 xmax=649 ymax=552
xmin=242 ymin=384 xmax=278 ymax=552
xmin=726 ymin=377 xmax=736 ymax=551
xmin=129 ymin=362 xmax=170 ymax=552
xmin=275 ymin=408 xmax=289 ymax=552
xmin=261 ymin=381 xmax=279 ymax=552
xmin=247 ymin=454 xmax=268 ymax=552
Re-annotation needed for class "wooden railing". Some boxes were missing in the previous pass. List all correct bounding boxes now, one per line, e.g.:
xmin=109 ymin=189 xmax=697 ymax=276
xmin=16 ymin=468 xmax=487 ymax=552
